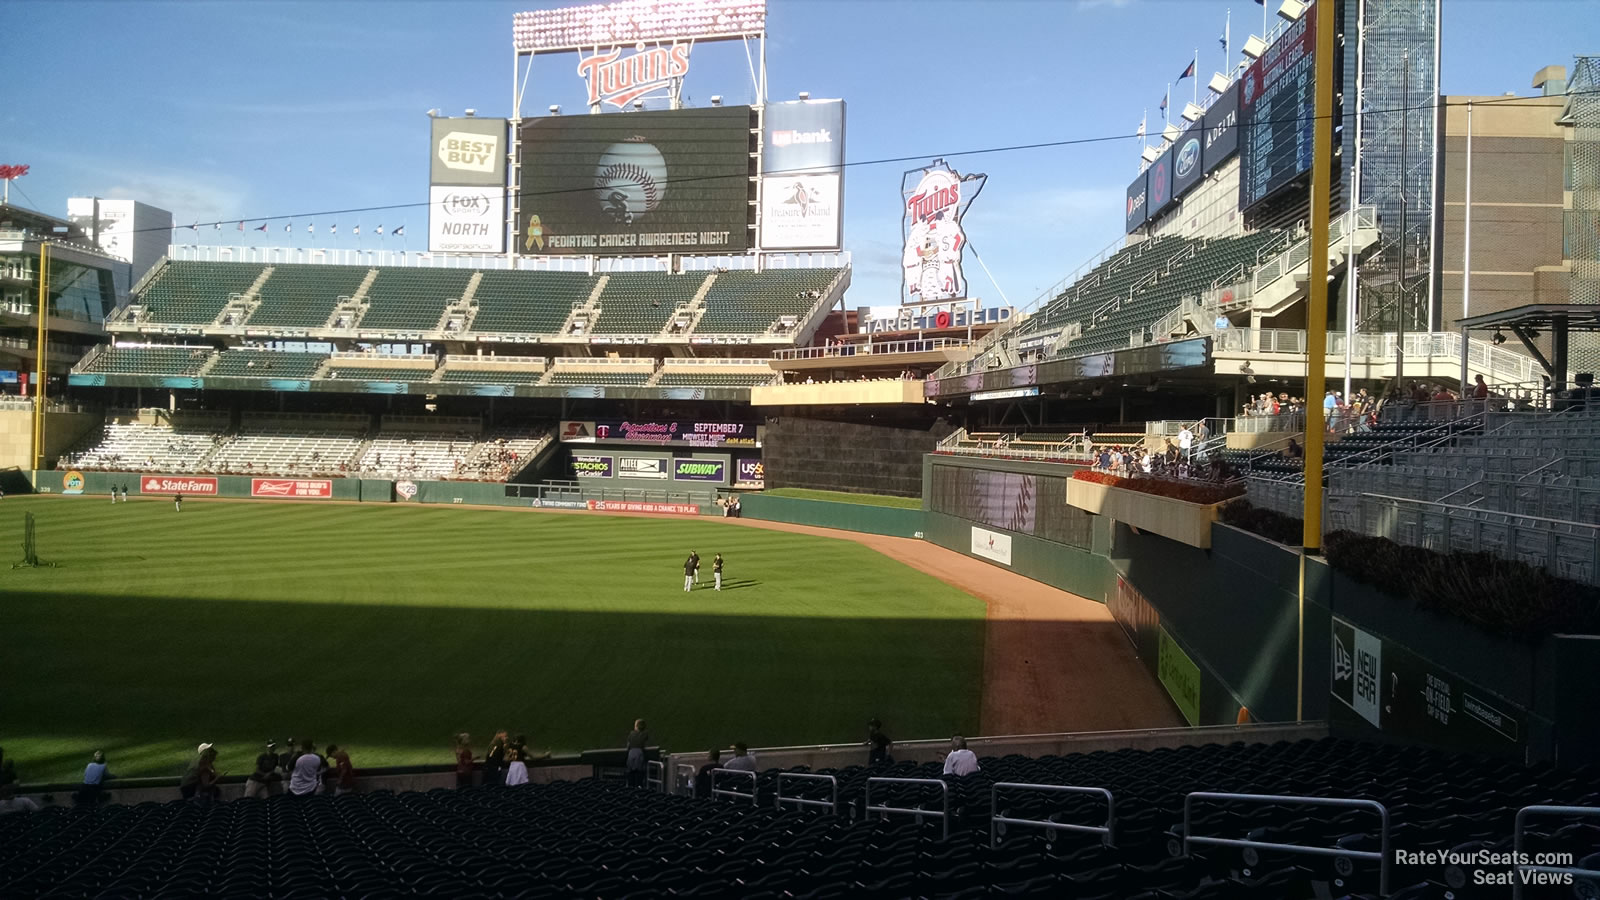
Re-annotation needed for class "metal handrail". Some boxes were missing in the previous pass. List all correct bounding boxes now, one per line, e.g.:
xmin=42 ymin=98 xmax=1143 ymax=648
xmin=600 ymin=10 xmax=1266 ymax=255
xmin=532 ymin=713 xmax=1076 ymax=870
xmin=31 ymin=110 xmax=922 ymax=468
xmin=646 ymin=760 xmax=664 ymax=793
xmin=1512 ymin=805 xmax=1600 ymax=900
xmin=775 ymin=772 xmax=839 ymax=814
xmin=866 ymin=776 xmax=950 ymax=840
xmin=675 ymin=763 xmax=696 ymax=796
xmin=1183 ymin=792 xmax=1391 ymax=896
xmin=709 ymin=767 xmax=758 ymax=806
xmin=990 ymin=783 xmax=1115 ymax=849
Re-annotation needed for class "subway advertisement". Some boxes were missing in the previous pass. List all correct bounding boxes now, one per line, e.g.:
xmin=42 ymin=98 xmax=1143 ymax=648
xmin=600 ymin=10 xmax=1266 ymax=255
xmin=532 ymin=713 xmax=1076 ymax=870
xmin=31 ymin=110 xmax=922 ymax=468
xmin=517 ymin=106 xmax=751 ymax=256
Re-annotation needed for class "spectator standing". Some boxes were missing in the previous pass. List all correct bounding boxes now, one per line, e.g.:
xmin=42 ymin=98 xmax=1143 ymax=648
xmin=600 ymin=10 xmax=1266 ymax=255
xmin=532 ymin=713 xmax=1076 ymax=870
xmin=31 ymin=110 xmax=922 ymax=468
xmin=942 ymin=736 xmax=980 ymax=776
xmin=278 ymin=738 xmax=300 ymax=776
xmin=694 ymin=749 xmax=721 ymax=798
xmin=288 ymin=739 xmax=324 ymax=796
xmin=484 ymin=732 xmax=508 ymax=787
xmin=181 ymin=744 xmax=222 ymax=805
xmin=326 ymin=745 xmax=355 ymax=795
xmin=723 ymin=742 xmax=758 ymax=773
xmin=0 ymin=784 xmax=40 ymax=816
xmin=454 ymin=734 xmax=474 ymax=789
xmin=1177 ymin=424 xmax=1194 ymax=462
xmin=868 ymin=719 xmax=893 ymax=767
xmin=626 ymin=719 xmax=650 ymax=788
xmin=76 ymin=750 xmax=111 ymax=808
xmin=243 ymin=742 xmax=281 ymax=800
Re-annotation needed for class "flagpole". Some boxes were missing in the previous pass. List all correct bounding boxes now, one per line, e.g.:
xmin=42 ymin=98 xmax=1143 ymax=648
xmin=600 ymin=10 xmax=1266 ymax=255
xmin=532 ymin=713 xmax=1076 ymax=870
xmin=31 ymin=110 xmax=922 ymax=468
xmin=1193 ymin=49 xmax=1199 ymax=105
xmin=1165 ymin=83 xmax=1171 ymax=126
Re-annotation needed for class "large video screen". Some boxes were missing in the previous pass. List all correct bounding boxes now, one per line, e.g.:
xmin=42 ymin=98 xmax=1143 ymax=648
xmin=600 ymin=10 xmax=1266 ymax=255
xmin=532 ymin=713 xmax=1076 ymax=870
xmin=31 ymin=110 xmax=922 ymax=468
xmin=1238 ymin=11 xmax=1316 ymax=211
xmin=517 ymin=106 xmax=751 ymax=256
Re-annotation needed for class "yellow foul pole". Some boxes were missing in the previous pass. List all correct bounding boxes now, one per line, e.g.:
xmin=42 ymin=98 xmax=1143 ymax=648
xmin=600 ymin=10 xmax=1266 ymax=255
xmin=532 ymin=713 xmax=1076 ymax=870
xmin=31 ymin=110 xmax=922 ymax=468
xmin=32 ymin=244 xmax=50 ymax=479
xmin=1297 ymin=0 xmax=1336 ymax=722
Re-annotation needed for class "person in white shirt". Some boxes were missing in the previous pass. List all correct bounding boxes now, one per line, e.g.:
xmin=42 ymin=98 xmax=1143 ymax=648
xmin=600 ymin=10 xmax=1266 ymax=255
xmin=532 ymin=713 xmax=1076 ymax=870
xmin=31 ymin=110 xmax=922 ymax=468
xmin=0 ymin=784 xmax=40 ymax=815
xmin=1177 ymin=426 xmax=1194 ymax=462
xmin=942 ymin=736 xmax=980 ymax=776
xmin=722 ymin=742 xmax=758 ymax=772
xmin=288 ymin=740 xmax=324 ymax=796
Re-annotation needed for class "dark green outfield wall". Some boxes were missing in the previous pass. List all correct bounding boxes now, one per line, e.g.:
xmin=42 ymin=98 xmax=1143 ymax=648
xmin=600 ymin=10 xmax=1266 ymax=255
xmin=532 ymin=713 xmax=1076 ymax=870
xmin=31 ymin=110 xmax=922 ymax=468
xmin=739 ymin=493 xmax=924 ymax=538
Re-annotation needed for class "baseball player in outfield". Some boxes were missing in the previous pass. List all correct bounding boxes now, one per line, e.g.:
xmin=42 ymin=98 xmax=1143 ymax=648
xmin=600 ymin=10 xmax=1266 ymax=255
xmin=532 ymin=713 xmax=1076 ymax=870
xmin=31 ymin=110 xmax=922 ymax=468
xmin=683 ymin=553 xmax=696 ymax=592
xmin=691 ymin=550 xmax=701 ymax=585
xmin=713 ymin=553 xmax=724 ymax=591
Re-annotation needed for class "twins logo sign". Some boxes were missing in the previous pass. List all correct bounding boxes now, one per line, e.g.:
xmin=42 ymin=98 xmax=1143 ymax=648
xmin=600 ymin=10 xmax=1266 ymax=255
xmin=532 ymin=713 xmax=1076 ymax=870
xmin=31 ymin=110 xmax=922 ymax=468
xmin=902 ymin=160 xmax=987 ymax=303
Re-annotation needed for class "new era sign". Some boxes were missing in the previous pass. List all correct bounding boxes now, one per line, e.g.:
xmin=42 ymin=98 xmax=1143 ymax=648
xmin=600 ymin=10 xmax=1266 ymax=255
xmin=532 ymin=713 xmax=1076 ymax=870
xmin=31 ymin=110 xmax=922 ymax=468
xmin=251 ymin=478 xmax=333 ymax=500
xmin=140 ymin=475 xmax=218 ymax=495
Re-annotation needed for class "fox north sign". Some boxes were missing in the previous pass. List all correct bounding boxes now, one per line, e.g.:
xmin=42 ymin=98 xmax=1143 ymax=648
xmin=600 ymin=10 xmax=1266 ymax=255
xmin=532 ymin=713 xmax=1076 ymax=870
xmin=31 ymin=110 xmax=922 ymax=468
xmin=577 ymin=45 xmax=692 ymax=109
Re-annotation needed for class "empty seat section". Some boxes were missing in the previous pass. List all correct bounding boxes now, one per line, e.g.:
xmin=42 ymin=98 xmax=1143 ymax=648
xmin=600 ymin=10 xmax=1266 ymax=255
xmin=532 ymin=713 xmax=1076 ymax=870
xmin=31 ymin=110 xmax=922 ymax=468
xmin=208 ymin=350 xmax=327 ymax=379
xmin=244 ymin=264 xmax=369 ymax=328
xmin=593 ymin=273 xmax=704 ymax=334
xmin=324 ymin=365 xmax=433 ymax=382
xmin=61 ymin=417 xmax=226 ymax=473
xmin=656 ymin=370 xmax=776 ymax=387
xmin=359 ymin=269 xmax=472 ymax=331
xmin=439 ymin=369 xmax=544 ymax=385
xmin=546 ymin=370 xmax=652 ymax=386
xmin=79 ymin=345 xmax=211 ymax=376
xmin=469 ymin=270 xmax=595 ymax=335
xmin=695 ymin=268 xmax=842 ymax=334
xmin=136 ymin=260 xmax=266 ymax=324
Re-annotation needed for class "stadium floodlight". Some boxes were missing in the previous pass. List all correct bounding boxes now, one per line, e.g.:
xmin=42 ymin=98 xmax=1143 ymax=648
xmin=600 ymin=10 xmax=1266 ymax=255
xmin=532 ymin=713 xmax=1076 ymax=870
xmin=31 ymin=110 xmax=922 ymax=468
xmin=1207 ymin=72 xmax=1231 ymax=95
xmin=1242 ymin=35 xmax=1267 ymax=59
xmin=513 ymin=0 xmax=767 ymax=54
xmin=426 ymin=108 xmax=441 ymax=118
xmin=710 ymin=95 xmax=722 ymax=105
xmin=798 ymin=91 xmax=809 ymax=100
xmin=1180 ymin=102 xmax=1205 ymax=123
xmin=1277 ymin=0 xmax=1307 ymax=22
xmin=465 ymin=109 xmax=477 ymax=117
xmin=549 ymin=104 xmax=561 ymax=115
xmin=1141 ymin=145 xmax=1161 ymax=163
xmin=1162 ymin=122 xmax=1181 ymax=143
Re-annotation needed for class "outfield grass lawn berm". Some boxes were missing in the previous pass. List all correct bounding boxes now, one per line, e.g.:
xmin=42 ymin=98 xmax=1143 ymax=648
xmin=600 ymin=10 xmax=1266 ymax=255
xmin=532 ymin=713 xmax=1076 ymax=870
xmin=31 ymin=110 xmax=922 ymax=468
xmin=0 ymin=496 xmax=983 ymax=783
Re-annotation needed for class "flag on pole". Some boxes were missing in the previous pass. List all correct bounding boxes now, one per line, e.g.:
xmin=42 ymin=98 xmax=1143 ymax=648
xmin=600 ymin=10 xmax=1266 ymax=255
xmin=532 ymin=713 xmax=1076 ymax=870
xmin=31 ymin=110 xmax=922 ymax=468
xmin=352 ymin=225 xmax=360 ymax=236
xmin=376 ymin=225 xmax=384 ymax=236
xmin=237 ymin=221 xmax=244 ymax=231
xmin=1159 ymin=91 xmax=1168 ymax=115
xmin=254 ymin=223 xmax=269 ymax=232
xmin=309 ymin=223 xmax=315 ymax=234
xmin=392 ymin=225 xmax=405 ymax=237
xmin=1136 ymin=115 xmax=1146 ymax=139
xmin=284 ymin=223 xmax=292 ymax=233
xmin=1177 ymin=60 xmax=1195 ymax=81
xmin=185 ymin=221 xmax=198 ymax=230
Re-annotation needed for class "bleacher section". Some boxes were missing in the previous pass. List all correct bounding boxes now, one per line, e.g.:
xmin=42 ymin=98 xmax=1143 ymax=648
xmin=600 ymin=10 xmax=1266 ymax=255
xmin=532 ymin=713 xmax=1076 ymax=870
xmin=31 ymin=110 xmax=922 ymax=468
xmin=244 ymin=264 xmax=368 ymax=329
xmin=656 ymin=369 xmax=777 ymax=387
xmin=355 ymin=432 xmax=475 ymax=480
xmin=438 ymin=368 xmax=544 ymax=384
xmin=468 ymin=270 xmax=596 ymax=335
xmin=205 ymin=419 xmax=367 ymax=477
xmin=77 ymin=345 xmax=211 ymax=376
xmin=135 ymin=260 xmax=265 ymax=325
xmin=5 ymin=736 xmax=1595 ymax=899
xmin=62 ymin=415 xmax=228 ymax=473
xmin=545 ymin=370 xmax=652 ymax=386
xmin=324 ymin=363 xmax=435 ymax=383
xmin=593 ymin=272 xmax=705 ymax=334
xmin=358 ymin=269 xmax=473 ymax=331
xmin=696 ymin=268 xmax=842 ymax=334
xmin=207 ymin=349 xmax=327 ymax=380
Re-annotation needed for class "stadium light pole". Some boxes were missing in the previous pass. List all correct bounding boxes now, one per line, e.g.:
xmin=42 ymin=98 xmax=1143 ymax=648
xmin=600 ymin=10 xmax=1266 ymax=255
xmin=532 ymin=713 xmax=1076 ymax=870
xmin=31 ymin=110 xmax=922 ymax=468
xmin=1298 ymin=0 xmax=1336 ymax=721
xmin=31 ymin=243 xmax=49 ymax=483
xmin=1459 ymin=100 xmax=1473 ymax=390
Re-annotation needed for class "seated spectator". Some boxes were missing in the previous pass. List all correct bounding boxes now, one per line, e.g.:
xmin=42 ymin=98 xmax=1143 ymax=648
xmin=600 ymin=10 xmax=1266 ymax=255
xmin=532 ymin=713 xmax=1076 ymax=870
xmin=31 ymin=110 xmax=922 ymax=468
xmin=0 ymin=783 xmax=40 ymax=816
xmin=288 ymin=739 xmax=324 ymax=796
xmin=181 ymin=744 xmax=222 ymax=805
xmin=75 ymin=750 xmax=112 ymax=808
xmin=722 ymin=742 xmax=758 ymax=772
xmin=694 ymin=749 xmax=721 ymax=798
xmin=454 ymin=734 xmax=474 ymax=789
xmin=942 ymin=736 xmax=980 ymax=776
xmin=243 ymin=742 xmax=282 ymax=800
xmin=1283 ymin=437 xmax=1304 ymax=459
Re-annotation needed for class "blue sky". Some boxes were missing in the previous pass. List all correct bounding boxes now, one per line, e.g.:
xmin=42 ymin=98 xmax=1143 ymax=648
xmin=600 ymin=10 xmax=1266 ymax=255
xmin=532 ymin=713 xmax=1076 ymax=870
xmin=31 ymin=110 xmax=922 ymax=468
xmin=4 ymin=0 xmax=1595 ymax=311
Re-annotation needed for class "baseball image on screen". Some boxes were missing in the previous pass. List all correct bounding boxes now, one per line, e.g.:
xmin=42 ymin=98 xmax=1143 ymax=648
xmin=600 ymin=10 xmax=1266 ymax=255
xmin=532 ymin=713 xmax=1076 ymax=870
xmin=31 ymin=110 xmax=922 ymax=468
xmin=518 ymin=105 xmax=751 ymax=255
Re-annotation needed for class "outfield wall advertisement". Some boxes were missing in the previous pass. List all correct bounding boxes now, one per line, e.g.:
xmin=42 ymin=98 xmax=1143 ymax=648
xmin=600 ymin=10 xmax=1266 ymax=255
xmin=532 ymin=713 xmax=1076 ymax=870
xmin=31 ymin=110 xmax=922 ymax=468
xmin=250 ymin=478 xmax=333 ymax=499
xmin=139 ymin=475 xmax=218 ymax=495
xmin=736 ymin=457 xmax=764 ymax=488
xmin=673 ymin=458 xmax=726 ymax=482
xmin=517 ymin=106 xmax=751 ymax=256
xmin=429 ymin=116 xmax=509 ymax=254
xmin=572 ymin=454 xmax=615 ymax=478
xmin=760 ymin=99 xmax=845 ymax=250
xmin=970 ymin=526 xmax=1013 ymax=566
xmin=585 ymin=499 xmax=700 ymax=516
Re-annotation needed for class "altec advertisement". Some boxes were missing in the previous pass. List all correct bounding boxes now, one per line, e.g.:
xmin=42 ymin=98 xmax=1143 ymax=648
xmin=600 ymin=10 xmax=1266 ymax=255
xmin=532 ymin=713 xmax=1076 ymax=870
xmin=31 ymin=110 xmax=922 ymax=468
xmin=250 ymin=478 xmax=334 ymax=500
xmin=577 ymin=44 xmax=691 ymax=109
xmin=760 ymin=99 xmax=845 ymax=251
xmin=139 ymin=475 xmax=218 ymax=495
xmin=901 ymin=160 xmax=986 ymax=303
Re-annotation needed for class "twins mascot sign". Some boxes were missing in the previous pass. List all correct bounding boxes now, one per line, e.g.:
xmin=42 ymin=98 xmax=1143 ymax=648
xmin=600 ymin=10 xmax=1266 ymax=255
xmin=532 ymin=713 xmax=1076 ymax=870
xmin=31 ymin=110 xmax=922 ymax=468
xmin=901 ymin=160 xmax=987 ymax=303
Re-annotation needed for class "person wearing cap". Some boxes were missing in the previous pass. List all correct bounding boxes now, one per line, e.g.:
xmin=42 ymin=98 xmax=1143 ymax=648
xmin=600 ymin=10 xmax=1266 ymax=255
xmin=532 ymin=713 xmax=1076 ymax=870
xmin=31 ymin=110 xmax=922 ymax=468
xmin=288 ymin=738 xmax=324 ymax=796
xmin=180 ymin=744 xmax=221 ymax=805
xmin=243 ymin=742 xmax=283 ymax=799
xmin=75 ymin=751 xmax=112 ymax=808
xmin=722 ymin=742 xmax=758 ymax=773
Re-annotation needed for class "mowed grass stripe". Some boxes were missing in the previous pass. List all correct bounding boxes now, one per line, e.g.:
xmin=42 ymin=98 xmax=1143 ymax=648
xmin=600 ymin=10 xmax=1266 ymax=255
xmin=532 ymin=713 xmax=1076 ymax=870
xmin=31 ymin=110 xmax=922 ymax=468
xmin=1 ymin=496 xmax=983 ymax=782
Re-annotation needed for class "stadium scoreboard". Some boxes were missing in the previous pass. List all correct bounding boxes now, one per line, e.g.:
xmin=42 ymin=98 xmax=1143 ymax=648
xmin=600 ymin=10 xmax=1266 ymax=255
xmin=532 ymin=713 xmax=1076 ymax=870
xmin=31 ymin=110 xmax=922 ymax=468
xmin=1238 ymin=11 xmax=1316 ymax=211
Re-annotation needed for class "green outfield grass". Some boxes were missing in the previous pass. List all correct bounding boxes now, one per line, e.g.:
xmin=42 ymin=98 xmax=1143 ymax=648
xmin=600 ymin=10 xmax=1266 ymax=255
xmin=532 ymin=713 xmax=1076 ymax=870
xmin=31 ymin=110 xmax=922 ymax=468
xmin=0 ymin=496 xmax=982 ymax=784
xmin=762 ymin=488 xmax=923 ymax=509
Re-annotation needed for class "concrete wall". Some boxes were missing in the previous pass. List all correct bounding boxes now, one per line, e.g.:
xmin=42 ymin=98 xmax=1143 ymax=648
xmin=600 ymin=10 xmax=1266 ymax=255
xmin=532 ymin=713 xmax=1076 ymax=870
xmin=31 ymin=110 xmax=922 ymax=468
xmin=0 ymin=408 xmax=101 ymax=470
xmin=763 ymin=417 xmax=953 ymax=497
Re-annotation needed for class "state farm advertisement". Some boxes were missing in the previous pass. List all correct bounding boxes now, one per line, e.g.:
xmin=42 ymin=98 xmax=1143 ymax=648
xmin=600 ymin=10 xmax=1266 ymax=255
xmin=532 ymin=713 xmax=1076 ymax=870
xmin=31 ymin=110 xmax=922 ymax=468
xmin=139 ymin=475 xmax=218 ymax=495
xmin=251 ymin=478 xmax=334 ymax=500
xmin=585 ymin=500 xmax=701 ymax=516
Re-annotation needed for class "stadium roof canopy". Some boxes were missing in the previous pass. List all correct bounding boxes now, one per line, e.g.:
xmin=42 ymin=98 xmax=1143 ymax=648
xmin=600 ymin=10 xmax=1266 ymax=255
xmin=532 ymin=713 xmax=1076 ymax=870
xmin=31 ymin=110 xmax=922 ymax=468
xmin=1457 ymin=303 xmax=1600 ymax=388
